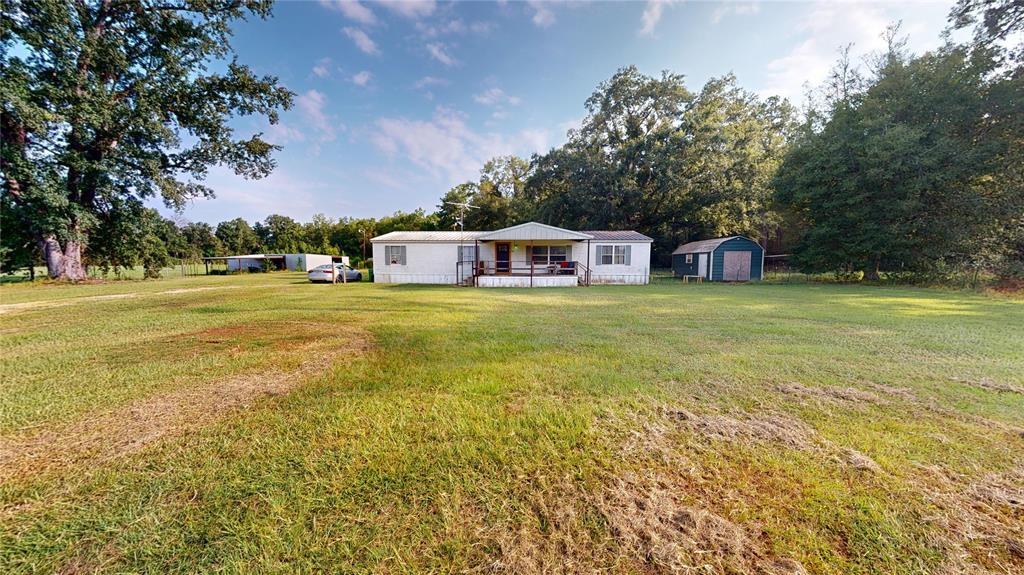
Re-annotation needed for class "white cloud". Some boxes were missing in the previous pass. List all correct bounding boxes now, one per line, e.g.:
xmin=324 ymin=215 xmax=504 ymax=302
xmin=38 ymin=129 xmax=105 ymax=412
xmin=711 ymin=2 xmax=760 ymax=24
xmin=352 ymin=70 xmax=372 ymax=86
xmin=473 ymin=87 xmax=522 ymax=106
xmin=528 ymin=0 xmax=556 ymax=27
xmin=370 ymin=106 xmax=551 ymax=183
xmin=417 ymin=18 xmax=494 ymax=38
xmin=469 ymin=21 xmax=495 ymax=35
xmin=295 ymin=89 xmax=339 ymax=147
xmin=640 ymin=0 xmax=677 ymax=37
xmin=557 ymin=116 xmax=583 ymax=140
xmin=425 ymin=42 xmax=458 ymax=66
xmin=312 ymin=57 xmax=332 ymax=78
xmin=343 ymin=27 xmax=380 ymax=55
xmin=362 ymin=168 xmax=407 ymax=190
xmin=759 ymin=3 xmax=891 ymax=101
xmin=414 ymin=76 xmax=449 ymax=89
xmin=380 ymin=0 xmax=436 ymax=19
xmin=265 ymin=122 xmax=306 ymax=145
xmin=518 ymin=128 xmax=550 ymax=155
xmin=320 ymin=0 xmax=377 ymax=25
xmin=194 ymin=166 xmax=334 ymax=222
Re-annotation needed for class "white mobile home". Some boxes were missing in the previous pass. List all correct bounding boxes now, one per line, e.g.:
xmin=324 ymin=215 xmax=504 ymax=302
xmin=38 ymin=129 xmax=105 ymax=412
xmin=370 ymin=222 xmax=652 ymax=287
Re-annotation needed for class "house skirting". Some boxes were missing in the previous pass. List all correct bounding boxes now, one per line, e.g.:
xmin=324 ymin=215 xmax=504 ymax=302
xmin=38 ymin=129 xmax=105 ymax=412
xmin=477 ymin=275 xmax=578 ymax=288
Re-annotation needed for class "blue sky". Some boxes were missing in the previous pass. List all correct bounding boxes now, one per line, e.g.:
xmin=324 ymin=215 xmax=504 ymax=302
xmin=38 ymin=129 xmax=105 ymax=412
xmin=164 ymin=0 xmax=957 ymax=225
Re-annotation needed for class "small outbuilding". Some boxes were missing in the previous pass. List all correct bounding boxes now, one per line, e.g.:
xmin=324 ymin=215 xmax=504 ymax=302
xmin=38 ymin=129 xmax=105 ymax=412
xmin=201 ymin=253 xmax=348 ymax=274
xmin=671 ymin=236 xmax=764 ymax=281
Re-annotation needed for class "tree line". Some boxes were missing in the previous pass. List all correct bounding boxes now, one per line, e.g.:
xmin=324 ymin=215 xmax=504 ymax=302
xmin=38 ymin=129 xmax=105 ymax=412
xmin=1 ymin=206 xmax=441 ymax=278
xmin=2 ymin=0 xmax=1021 ymax=282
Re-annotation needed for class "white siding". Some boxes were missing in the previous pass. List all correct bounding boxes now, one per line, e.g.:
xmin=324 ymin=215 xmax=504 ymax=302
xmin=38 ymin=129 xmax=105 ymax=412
xmin=298 ymin=254 xmax=334 ymax=271
xmin=372 ymin=242 xmax=469 ymax=284
xmin=585 ymin=241 xmax=651 ymax=284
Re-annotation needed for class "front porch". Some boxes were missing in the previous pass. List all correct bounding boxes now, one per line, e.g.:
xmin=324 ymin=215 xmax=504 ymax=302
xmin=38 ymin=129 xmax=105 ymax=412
xmin=456 ymin=223 xmax=594 ymax=287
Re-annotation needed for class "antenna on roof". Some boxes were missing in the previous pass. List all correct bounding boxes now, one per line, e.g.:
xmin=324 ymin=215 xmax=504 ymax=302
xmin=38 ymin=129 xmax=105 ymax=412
xmin=444 ymin=201 xmax=478 ymax=234
xmin=445 ymin=201 xmax=479 ymax=280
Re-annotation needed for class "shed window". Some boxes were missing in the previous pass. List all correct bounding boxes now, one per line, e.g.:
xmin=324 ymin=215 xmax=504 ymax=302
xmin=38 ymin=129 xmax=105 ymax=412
xmin=685 ymin=254 xmax=693 ymax=264
xmin=385 ymin=245 xmax=406 ymax=266
xmin=598 ymin=245 xmax=631 ymax=265
xmin=531 ymin=245 xmax=570 ymax=264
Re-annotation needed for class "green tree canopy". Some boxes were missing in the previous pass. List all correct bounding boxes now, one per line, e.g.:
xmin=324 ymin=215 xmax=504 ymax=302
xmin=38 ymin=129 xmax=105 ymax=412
xmin=775 ymin=28 xmax=1022 ymax=279
xmin=1 ymin=0 xmax=292 ymax=280
xmin=215 ymin=218 xmax=261 ymax=255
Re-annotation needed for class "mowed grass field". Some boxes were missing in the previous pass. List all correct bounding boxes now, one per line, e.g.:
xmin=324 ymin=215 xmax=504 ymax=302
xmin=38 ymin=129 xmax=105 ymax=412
xmin=1 ymin=273 xmax=1022 ymax=574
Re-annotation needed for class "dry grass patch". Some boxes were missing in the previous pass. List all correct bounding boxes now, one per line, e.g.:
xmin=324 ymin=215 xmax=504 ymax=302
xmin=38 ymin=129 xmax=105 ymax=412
xmin=0 ymin=325 xmax=370 ymax=483
xmin=596 ymin=471 xmax=808 ymax=575
xmin=664 ymin=408 xmax=820 ymax=451
xmin=484 ymin=476 xmax=612 ymax=574
xmin=0 ymin=293 xmax=137 ymax=315
xmin=951 ymin=377 xmax=1024 ymax=395
xmin=911 ymin=463 xmax=1024 ymax=573
xmin=775 ymin=382 xmax=885 ymax=406
xmin=0 ymin=284 xmax=286 ymax=315
xmin=865 ymin=382 xmax=920 ymax=402
xmin=839 ymin=448 xmax=882 ymax=473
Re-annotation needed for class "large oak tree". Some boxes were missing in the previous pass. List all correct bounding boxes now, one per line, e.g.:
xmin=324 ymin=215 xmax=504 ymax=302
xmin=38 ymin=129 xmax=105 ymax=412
xmin=1 ymin=0 xmax=292 ymax=279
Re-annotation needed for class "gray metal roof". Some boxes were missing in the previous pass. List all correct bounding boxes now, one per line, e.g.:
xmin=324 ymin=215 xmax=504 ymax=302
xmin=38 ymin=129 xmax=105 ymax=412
xmin=201 ymin=254 xmax=285 ymax=260
xmin=370 ymin=230 xmax=488 ymax=242
xmin=371 ymin=224 xmax=652 ymax=243
xmin=672 ymin=236 xmax=754 ymax=255
xmin=583 ymin=230 xmax=653 ymax=242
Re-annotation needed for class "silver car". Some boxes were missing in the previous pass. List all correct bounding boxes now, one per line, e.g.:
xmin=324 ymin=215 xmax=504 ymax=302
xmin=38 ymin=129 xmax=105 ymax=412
xmin=308 ymin=263 xmax=362 ymax=283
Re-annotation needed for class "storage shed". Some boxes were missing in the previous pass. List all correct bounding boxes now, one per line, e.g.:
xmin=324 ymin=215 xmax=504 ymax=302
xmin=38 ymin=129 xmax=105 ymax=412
xmin=671 ymin=236 xmax=764 ymax=281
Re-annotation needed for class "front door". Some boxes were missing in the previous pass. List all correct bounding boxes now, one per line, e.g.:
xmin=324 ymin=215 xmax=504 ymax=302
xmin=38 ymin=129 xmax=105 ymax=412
xmin=496 ymin=242 xmax=511 ymax=274
xmin=697 ymin=253 xmax=708 ymax=278
xmin=722 ymin=251 xmax=751 ymax=281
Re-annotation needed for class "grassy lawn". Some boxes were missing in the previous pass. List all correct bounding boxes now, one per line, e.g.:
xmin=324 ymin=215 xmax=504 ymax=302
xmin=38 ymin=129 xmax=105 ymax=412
xmin=1 ymin=273 xmax=1022 ymax=574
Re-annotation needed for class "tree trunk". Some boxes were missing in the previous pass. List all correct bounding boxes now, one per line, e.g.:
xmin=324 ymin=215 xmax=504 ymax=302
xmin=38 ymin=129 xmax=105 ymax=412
xmin=40 ymin=235 xmax=87 ymax=281
xmin=863 ymin=257 xmax=880 ymax=281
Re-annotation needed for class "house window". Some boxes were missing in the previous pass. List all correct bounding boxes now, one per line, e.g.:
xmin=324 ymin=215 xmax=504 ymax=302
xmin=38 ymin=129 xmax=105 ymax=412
xmin=685 ymin=254 xmax=693 ymax=264
xmin=385 ymin=245 xmax=406 ymax=265
xmin=531 ymin=245 xmax=570 ymax=264
xmin=457 ymin=245 xmax=477 ymax=263
xmin=597 ymin=245 xmax=631 ymax=265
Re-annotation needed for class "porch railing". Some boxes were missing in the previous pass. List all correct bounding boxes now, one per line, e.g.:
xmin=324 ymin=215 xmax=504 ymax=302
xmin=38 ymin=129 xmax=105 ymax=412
xmin=454 ymin=260 xmax=590 ymax=286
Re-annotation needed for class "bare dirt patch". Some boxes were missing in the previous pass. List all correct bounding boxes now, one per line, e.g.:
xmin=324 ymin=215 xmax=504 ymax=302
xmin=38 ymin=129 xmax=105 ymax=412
xmin=119 ymin=320 xmax=336 ymax=363
xmin=0 ymin=327 xmax=371 ymax=483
